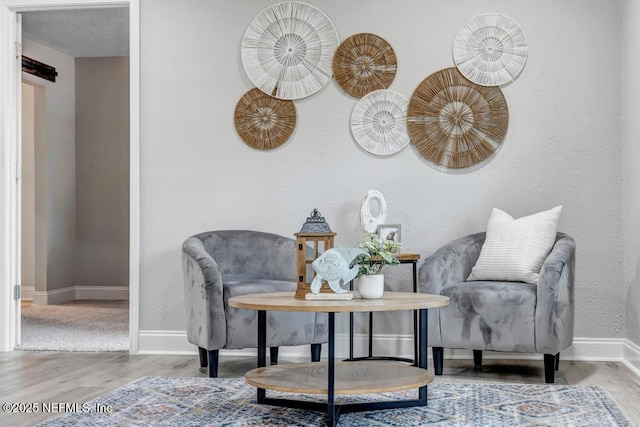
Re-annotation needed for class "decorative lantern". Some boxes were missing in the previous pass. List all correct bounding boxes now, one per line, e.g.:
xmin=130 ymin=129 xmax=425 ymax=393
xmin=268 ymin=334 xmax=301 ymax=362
xmin=294 ymin=209 xmax=337 ymax=298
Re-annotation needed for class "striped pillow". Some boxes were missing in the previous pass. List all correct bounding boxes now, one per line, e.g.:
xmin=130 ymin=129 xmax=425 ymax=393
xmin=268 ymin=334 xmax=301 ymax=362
xmin=468 ymin=206 xmax=563 ymax=284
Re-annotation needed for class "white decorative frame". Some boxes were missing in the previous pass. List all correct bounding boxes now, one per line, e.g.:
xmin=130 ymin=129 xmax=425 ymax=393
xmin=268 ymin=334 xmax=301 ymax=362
xmin=241 ymin=1 xmax=339 ymax=100
xmin=360 ymin=190 xmax=387 ymax=234
xmin=453 ymin=14 xmax=528 ymax=87
xmin=351 ymin=89 xmax=410 ymax=156
xmin=377 ymin=224 xmax=401 ymax=247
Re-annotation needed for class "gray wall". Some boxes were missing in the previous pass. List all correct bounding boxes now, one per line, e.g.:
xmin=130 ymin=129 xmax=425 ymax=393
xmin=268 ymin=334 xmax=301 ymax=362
xmin=21 ymin=41 xmax=129 ymax=301
xmin=75 ymin=57 xmax=130 ymax=288
xmin=139 ymin=0 xmax=626 ymax=341
xmin=623 ymin=0 xmax=640 ymax=348
xmin=21 ymin=82 xmax=47 ymax=298
xmin=22 ymin=38 xmax=76 ymax=294
xmin=21 ymin=83 xmax=36 ymax=291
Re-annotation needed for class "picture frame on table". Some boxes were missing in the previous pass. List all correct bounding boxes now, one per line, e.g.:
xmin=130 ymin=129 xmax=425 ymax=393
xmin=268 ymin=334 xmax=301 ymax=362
xmin=377 ymin=223 xmax=401 ymax=252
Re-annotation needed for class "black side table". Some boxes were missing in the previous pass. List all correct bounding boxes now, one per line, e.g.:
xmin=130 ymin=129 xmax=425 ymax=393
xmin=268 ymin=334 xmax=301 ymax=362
xmin=347 ymin=253 xmax=421 ymax=364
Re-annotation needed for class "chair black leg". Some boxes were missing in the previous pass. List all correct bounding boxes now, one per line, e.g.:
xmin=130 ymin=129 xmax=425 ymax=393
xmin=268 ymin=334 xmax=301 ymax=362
xmin=311 ymin=343 xmax=322 ymax=362
xmin=433 ymin=347 xmax=444 ymax=375
xmin=208 ymin=350 xmax=219 ymax=378
xmin=555 ymin=353 xmax=560 ymax=371
xmin=198 ymin=347 xmax=208 ymax=368
xmin=270 ymin=347 xmax=279 ymax=365
xmin=473 ymin=350 xmax=483 ymax=368
xmin=544 ymin=353 xmax=557 ymax=383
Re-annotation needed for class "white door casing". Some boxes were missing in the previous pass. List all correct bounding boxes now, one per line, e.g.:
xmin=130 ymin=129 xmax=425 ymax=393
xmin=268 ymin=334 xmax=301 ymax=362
xmin=0 ymin=0 xmax=140 ymax=353
xmin=14 ymin=11 xmax=21 ymax=346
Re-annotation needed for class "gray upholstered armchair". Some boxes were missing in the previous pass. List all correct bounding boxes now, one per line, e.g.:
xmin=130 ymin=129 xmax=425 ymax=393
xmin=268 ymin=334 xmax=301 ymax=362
xmin=418 ymin=232 xmax=575 ymax=383
xmin=182 ymin=230 xmax=328 ymax=377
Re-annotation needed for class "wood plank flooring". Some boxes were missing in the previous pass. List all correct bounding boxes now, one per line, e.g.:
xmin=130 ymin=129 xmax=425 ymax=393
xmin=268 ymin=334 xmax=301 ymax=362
xmin=1 ymin=351 xmax=638 ymax=426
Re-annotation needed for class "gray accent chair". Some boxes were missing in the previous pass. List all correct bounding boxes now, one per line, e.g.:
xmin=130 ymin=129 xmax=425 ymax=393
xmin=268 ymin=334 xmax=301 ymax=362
xmin=418 ymin=232 xmax=575 ymax=383
xmin=182 ymin=230 xmax=328 ymax=377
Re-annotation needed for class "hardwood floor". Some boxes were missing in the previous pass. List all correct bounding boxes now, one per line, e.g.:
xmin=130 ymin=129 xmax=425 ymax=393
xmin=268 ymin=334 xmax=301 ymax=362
xmin=1 ymin=351 xmax=639 ymax=426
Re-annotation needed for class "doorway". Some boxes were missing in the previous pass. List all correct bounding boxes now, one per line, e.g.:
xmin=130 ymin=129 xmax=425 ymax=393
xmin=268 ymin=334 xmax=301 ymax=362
xmin=20 ymin=36 xmax=130 ymax=349
xmin=0 ymin=0 xmax=140 ymax=353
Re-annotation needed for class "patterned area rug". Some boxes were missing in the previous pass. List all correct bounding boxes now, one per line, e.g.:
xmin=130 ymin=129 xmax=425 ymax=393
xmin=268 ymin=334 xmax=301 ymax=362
xmin=37 ymin=376 xmax=633 ymax=426
xmin=18 ymin=300 xmax=128 ymax=352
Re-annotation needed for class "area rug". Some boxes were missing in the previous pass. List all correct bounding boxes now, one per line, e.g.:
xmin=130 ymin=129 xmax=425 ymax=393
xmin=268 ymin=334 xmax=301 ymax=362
xmin=37 ymin=376 xmax=633 ymax=426
xmin=18 ymin=300 xmax=128 ymax=352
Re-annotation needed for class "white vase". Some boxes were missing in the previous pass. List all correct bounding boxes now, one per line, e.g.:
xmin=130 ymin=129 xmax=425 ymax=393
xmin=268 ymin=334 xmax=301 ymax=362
xmin=357 ymin=274 xmax=385 ymax=299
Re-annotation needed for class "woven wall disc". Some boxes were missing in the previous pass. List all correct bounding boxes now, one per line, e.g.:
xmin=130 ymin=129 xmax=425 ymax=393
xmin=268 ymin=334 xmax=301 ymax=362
xmin=333 ymin=33 xmax=397 ymax=98
xmin=234 ymin=88 xmax=296 ymax=150
xmin=351 ymin=89 xmax=409 ymax=156
xmin=406 ymin=67 xmax=508 ymax=169
xmin=453 ymin=14 xmax=527 ymax=87
xmin=241 ymin=1 xmax=339 ymax=100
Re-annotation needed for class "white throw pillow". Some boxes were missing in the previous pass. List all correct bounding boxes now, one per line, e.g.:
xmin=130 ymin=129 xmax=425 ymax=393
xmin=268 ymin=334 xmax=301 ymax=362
xmin=468 ymin=206 xmax=563 ymax=284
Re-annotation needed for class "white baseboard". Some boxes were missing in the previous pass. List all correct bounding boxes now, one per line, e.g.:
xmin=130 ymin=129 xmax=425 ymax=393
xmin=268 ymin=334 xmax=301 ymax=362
xmin=31 ymin=286 xmax=129 ymax=304
xmin=623 ymin=339 xmax=640 ymax=377
xmin=138 ymin=330 xmax=328 ymax=357
xmin=138 ymin=330 xmax=196 ymax=354
xmin=32 ymin=287 xmax=76 ymax=305
xmin=75 ymin=286 xmax=129 ymax=300
xmin=561 ymin=337 xmax=625 ymax=361
xmin=136 ymin=331 xmax=638 ymax=377
xmin=21 ymin=286 xmax=35 ymax=301
xmin=435 ymin=338 xmax=626 ymax=361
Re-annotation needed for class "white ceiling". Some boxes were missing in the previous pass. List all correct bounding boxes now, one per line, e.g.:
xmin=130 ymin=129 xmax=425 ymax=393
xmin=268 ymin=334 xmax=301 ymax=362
xmin=22 ymin=7 xmax=129 ymax=58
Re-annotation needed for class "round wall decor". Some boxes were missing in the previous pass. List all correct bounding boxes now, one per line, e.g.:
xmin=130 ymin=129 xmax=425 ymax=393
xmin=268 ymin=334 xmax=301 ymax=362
xmin=241 ymin=1 xmax=339 ymax=100
xmin=453 ymin=14 xmax=527 ymax=87
xmin=234 ymin=88 xmax=296 ymax=150
xmin=351 ymin=89 xmax=410 ymax=156
xmin=333 ymin=33 xmax=397 ymax=98
xmin=406 ymin=67 xmax=509 ymax=169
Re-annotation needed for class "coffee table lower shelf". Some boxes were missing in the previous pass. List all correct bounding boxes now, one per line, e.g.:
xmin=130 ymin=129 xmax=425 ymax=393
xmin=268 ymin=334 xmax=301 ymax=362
xmin=245 ymin=361 xmax=434 ymax=395
xmin=228 ymin=292 xmax=450 ymax=426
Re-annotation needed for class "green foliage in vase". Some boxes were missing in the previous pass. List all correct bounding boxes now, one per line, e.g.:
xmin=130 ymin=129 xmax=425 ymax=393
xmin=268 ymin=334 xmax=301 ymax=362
xmin=353 ymin=233 xmax=401 ymax=277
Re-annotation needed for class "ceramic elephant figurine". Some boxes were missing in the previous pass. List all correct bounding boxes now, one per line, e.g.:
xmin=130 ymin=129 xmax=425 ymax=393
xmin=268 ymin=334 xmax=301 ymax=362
xmin=310 ymin=247 xmax=368 ymax=294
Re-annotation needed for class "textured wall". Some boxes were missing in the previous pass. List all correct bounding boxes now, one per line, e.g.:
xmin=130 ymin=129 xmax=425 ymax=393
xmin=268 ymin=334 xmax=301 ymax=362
xmin=140 ymin=0 xmax=625 ymax=341
xmin=75 ymin=57 xmax=130 ymax=288
xmin=623 ymin=0 xmax=640 ymax=347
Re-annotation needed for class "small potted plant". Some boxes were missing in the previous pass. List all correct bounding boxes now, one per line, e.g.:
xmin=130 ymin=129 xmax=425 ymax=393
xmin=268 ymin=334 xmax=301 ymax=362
xmin=353 ymin=233 xmax=401 ymax=299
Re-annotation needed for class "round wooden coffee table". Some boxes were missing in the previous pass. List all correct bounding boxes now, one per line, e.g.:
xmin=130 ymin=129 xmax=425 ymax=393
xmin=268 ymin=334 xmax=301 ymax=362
xmin=229 ymin=291 xmax=450 ymax=426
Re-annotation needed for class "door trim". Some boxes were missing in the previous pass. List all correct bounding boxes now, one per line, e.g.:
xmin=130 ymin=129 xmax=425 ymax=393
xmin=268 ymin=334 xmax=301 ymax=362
xmin=0 ymin=0 xmax=140 ymax=353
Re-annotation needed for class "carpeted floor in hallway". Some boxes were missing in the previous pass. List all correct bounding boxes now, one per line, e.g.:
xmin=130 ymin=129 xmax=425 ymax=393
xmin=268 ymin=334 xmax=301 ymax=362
xmin=18 ymin=300 xmax=128 ymax=352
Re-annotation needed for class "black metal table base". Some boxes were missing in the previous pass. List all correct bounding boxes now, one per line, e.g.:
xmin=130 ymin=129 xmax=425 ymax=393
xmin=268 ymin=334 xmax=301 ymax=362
xmin=257 ymin=396 xmax=428 ymax=417
xmin=256 ymin=309 xmax=429 ymax=427
xmin=346 ymin=259 xmax=420 ymax=365
xmin=344 ymin=355 xmax=415 ymax=364
xmin=346 ymin=311 xmax=418 ymax=365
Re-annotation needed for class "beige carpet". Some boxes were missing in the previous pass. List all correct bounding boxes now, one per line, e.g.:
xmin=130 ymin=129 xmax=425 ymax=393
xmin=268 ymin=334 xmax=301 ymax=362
xmin=18 ymin=300 xmax=128 ymax=352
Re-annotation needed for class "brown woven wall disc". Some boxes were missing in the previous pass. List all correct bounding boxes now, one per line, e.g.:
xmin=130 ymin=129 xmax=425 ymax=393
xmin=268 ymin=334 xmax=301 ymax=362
xmin=406 ymin=67 xmax=509 ymax=169
xmin=234 ymin=88 xmax=296 ymax=150
xmin=333 ymin=33 xmax=397 ymax=98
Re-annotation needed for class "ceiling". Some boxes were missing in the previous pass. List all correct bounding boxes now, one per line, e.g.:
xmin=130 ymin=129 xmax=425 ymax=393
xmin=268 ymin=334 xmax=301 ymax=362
xmin=22 ymin=7 xmax=129 ymax=58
